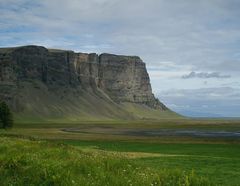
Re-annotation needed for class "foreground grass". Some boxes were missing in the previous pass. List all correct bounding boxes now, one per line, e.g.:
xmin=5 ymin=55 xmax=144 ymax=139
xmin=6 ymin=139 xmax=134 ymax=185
xmin=65 ymin=140 xmax=240 ymax=186
xmin=0 ymin=136 xmax=212 ymax=186
xmin=1 ymin=119 xmax=239 ymax=185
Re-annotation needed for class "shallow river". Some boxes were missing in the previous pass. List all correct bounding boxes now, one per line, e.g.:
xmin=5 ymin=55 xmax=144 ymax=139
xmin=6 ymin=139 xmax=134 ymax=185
xmin=62 ymin=128 xmax=240 ymax=138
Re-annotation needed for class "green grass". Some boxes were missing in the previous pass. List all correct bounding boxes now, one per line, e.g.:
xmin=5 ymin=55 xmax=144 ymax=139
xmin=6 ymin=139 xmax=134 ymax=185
xmin=1 ymin=119 xmax=240 ymax=185
xmin=13 ymin=118 xmax=240 ymax=131
xmin=63 ymin=140 xmax=240 ymax=186
xmin=63 ymin=141 xmax=240 ymax=157
xmin=0 ymin=136 xmax=212 ymax=186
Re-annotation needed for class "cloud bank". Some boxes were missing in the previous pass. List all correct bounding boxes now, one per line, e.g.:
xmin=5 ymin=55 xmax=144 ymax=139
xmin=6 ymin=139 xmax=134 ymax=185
xmin=1 ymin=0 xmax=240 ymax=117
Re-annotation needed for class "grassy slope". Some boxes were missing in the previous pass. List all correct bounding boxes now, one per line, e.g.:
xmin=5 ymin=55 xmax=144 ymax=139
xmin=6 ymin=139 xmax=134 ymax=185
xmin=14 ymin=82 xmax=132 ymax=122
xmin=13 ymin=81 xmax=179 ymax=123
xmin=121 ymin=102 xmax=182 ymax=120
xmin=0 ymin=136 xmax=212 ymax=186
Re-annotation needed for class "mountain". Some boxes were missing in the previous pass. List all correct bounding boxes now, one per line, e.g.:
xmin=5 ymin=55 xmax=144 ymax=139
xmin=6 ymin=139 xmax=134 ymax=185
xmin=0 ymin=45 xmax=179 ymax=122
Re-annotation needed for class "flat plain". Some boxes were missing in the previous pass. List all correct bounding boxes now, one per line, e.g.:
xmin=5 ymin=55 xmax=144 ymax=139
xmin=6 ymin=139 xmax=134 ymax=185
xmin=1 ymin=118 xmax=240 ymax=185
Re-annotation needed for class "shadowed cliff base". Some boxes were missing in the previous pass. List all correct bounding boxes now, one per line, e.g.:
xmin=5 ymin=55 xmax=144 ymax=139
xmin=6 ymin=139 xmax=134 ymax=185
xmin=0 ymin=45 xmax=181 ymax=122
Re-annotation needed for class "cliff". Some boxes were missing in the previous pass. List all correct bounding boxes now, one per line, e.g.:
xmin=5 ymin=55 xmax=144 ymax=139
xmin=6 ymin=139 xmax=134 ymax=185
xmin=0 ymin=45 xmax=174 ymax=122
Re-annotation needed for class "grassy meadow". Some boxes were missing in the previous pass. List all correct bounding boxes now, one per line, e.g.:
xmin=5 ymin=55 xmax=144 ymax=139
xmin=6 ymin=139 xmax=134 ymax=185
xmin=1 ymin=119 xmax=240 ymax=185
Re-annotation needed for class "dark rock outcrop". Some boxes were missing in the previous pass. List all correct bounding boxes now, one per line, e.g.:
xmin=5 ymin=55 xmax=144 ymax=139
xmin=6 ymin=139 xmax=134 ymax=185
xmin=0 ymin=45 xmax=168 ymax=119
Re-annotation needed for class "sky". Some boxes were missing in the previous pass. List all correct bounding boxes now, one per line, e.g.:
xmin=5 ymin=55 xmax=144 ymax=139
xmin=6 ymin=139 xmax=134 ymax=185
xmin=0 ymin=0 xmax=240 ymax=117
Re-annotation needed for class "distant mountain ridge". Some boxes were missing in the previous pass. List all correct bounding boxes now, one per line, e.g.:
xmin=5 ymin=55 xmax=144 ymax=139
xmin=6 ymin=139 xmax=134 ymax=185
xmin=0 ymin=45 xmax=179 ymax=122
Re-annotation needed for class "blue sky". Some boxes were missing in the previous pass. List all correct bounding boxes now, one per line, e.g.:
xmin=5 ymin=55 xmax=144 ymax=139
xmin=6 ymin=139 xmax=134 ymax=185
xmin=1 ymin=0 xmax=240 ymax=117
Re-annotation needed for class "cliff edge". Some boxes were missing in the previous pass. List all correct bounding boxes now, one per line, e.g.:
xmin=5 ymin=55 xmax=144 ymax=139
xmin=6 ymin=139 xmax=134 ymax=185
xmin=0 ymin=45 xmax=177 ymax=122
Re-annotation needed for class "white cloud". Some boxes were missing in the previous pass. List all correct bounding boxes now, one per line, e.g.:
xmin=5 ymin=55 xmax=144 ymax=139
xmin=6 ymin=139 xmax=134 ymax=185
xmin=182 ymin=71 xmax=231 ymax=79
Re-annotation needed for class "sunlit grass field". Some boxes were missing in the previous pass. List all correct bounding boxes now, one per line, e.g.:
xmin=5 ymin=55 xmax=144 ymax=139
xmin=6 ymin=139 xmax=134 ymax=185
xmin=0 ymin=136 xmax=212 ymax=186
xmin=65 ymin=140 xmax=240 ymax=186
xmin=1 ymin=119 xmax=240 ymax=185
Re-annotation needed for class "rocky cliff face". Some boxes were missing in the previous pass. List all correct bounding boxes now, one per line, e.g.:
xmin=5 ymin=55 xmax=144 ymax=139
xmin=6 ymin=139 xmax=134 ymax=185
xmin=0 ymin=45 xmax=168 ymax=120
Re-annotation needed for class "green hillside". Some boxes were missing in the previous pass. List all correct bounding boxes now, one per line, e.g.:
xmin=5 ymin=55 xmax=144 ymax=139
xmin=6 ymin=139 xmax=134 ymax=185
xmin=9 ymin=81 xmax=180 ymax=123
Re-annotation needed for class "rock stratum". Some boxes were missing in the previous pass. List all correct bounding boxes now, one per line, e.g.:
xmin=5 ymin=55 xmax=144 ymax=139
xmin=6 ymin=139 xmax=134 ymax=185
xmin=0 ymin=45 xmax=178 ymax=122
